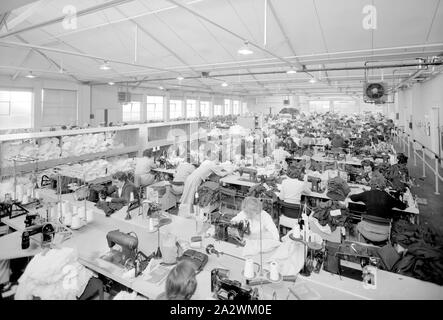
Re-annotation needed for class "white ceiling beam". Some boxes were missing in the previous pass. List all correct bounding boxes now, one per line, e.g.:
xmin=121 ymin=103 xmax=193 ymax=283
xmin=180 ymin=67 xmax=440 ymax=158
xmin=0 ymin=0 xmax=136 ymax=39
xmin=164 ymin=0 xmax=299 ymax=69
xmin=35 ymin=0 xmax=207 ymax=46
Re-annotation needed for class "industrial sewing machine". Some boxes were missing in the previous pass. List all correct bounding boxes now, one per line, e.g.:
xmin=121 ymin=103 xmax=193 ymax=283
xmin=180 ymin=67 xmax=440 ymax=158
xmin=21 ymin=223 xmax=55 ymax=249
xmin=238 ymin=167 xmax=258 ymax=182
xmin=211 ymin=268 xmax=259 ymax=300
xmin=212 ymin=213 xmax=251 ymax=247
xmin=307 ymin=176 xmax=324 ymax=193
xmin=102 ymin=230 xmax=152 ymax=277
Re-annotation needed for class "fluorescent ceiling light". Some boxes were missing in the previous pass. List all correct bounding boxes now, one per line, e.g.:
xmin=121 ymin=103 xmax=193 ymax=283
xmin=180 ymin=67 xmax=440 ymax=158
xmin=108 ymin=82 xmax=115 ymax=85
xmin=309 ymin=78 xmax=317 ymax=83
xmin=286 ymin=68 xmax=297 ymax=74
xmin=177 ymin=76 xmax=184 ymax=81
xmin=25 ymin=71 xmax=36 ymax=78
xmin=238 ymin=41 xmax=253 ymax=55
xmin=99 ymin=61 xmax=111 ymax=70
xmin=158 ymin=86 xmax=164 ymax=90
xmin=221 ymin=82 xmax=228 ymax=87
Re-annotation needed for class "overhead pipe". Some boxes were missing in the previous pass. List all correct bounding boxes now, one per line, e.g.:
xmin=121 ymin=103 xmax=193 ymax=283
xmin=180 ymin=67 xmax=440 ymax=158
xmin=91 ymin=61 xmax=442 ymax=86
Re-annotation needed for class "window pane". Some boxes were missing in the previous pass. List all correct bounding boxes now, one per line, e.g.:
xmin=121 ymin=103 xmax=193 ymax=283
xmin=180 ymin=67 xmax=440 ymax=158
xmin=186 ymin=99 xmax=196 ymax=118
xmin=0 ymin=101 xmax=10 ymax=115
xmin=200 ymin=101 xmax=210 ymax=117
xmin=170 ymin=100 xmax=183 ymax=119
xmin=224 ymin=99 xmax=231 ymax=115
xmin=0 ymin=89 xmax=33 ymax=129
xmin=41 ymin=89 xmax=77 ymax=126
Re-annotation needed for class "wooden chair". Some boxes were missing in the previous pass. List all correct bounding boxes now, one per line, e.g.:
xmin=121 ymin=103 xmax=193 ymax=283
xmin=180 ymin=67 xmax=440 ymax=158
xmin=219 ymin=187 xmax=241 ymax=212
xmin=277 ymin=200 xmax=302 ymax=236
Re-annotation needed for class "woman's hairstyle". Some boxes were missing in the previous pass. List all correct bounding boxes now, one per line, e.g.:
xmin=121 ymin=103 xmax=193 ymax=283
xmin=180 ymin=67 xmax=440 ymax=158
xmin=276 ymin=142 xmax=286 ymax=149
xmin=242 ymin=196 xmax=262 ymax=214
xmin=112 ymin=171 xmax=128 ymax=182
xmin=143 ymin=149 xmax=153 ymax=158
xmin=287 ymin=166 xmax=302 ymax=179
xmin=165 ymin=261 xmax=197 ymax=300
xmin=369 ymin=170 xmax=387 ymax=190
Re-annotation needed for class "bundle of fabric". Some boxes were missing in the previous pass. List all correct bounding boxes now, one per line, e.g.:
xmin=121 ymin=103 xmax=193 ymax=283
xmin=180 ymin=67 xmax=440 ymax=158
xmin=374 ymin=142 xmax=392 ymax=154
xmin=397 ymin=153 xmax=408 ymax=165
xmin=384 ymin=164 xmax=408 ymax=192
xmin=344 ymin=164 xmax=362 ymax=176
xmin=326 ymin=176 xmax=350 ymax=201
xmin=197 ymin=181 xmax=219 ymax=207
xmin=390 ymin=219 xmax=443 ymax=285
xmin=312 ymin=200 xmax=350 ymax=232
xmin=38 ymin=138 xmax=61 ymax=161
xmin=15 ymin=247 xmax=94 ymax=300
xmin=247 ymin=184 xmax=277 ymax=213
xmin=1 ymin=141 xmax=39 ymax=166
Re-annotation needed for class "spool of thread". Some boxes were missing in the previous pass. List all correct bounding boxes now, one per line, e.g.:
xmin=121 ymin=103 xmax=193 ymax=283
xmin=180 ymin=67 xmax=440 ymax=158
xmin=63 ymin=211 xmax=72 ymax=226
xmin=292 ymin=223 xmax=301 ymax=238
xmin=16 ymin=185 xmax=23 ymax=201
xmin=51 ymin=206 xmax=58 ymax=221
xmin=62 ymin=202 xmax=70 ymax=216
xmin=22 ymin=195 xmax=29 ymax=204
xmin=57 ymin=202 xmax=63 ymax=219
xmin=78 ymin=207 xmax=86 ymax=221
xmin=34 ymin=190 xmax=40 ymax=199
xmin=71 ymin=215 xmax=80 ymax=229
xmin=244 ymin=258 xmax=255 ymax=278
xmin=269 ymin=261 xmax=280 ymax=281
xmin=129 ymin=192 xmax=134 ymax=202
xmin=148 ymin=218 xmax=155 ymax=232
xmin=86 ymin=209 xmax=94 ymax=223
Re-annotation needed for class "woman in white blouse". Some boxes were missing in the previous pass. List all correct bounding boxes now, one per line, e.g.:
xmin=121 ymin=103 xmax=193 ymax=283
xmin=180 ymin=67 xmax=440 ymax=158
xmin=231 ymin=197 xmax=279 ymax=241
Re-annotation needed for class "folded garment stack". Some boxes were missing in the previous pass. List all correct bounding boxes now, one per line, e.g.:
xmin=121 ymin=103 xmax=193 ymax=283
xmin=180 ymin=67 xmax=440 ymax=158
xmin=326 ymin=176 xmax=350 ymax=201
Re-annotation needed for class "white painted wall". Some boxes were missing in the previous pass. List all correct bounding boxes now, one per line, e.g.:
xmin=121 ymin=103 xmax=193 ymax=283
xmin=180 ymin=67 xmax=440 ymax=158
xmin=396 ymin=73 xmax=443 ymax=158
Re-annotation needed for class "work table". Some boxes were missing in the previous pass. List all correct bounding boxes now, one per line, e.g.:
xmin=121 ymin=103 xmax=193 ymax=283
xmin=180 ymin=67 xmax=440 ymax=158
xmin=0 ymin=188 xmax=439 ymax=300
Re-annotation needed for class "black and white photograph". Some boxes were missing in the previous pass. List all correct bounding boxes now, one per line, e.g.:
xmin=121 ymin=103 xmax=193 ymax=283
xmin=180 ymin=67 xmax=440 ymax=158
xmin=0 ymin=0 xmax=442 ymax=305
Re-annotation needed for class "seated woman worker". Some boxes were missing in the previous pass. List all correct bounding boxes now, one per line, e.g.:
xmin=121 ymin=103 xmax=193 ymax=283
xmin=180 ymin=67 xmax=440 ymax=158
xmin=106 ymin=171 xmax=139 ymax=205
xmin=157 ymin=260 xmax=198 ymax=300
xmin=231 ymin=197 xmax=280 ymax=241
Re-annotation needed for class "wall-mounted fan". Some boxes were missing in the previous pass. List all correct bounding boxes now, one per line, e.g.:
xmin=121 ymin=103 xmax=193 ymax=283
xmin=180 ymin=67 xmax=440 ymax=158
xmin=363 ymin=82 xmax=388 ymax=104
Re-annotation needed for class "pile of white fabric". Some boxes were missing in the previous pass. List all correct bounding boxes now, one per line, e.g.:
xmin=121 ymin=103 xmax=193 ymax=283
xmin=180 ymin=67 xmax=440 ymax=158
xmin=107 ymin=157 xmax=135 ymax=175
xmin=228 ymin=125 xmax=250 ymax=136
xmin=0 ymin=175 xmax=34 ymax=200
xmin=208 ymin=128 xmax=223 ymax=137
xmin=57 ymin=157 xmax=134 ymax=181
xmin=38 ymin=138 xmax=61 ymax=160
xmin=1 ymin=142 xmax=39 ymax=167
xmin=15 ymin=247 xmax=94 ymax=300
xmin=61 ymin=133 xmax=124 ymax=157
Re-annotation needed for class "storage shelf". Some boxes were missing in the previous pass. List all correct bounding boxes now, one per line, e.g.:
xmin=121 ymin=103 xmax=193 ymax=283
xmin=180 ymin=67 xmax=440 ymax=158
xmin=0 ymin=146 xmax=139 ymax=178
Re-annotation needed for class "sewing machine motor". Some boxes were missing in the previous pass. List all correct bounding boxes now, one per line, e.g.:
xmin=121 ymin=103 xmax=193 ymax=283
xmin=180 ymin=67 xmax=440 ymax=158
xmin=211 ymin=268 xmax=259 ymax=300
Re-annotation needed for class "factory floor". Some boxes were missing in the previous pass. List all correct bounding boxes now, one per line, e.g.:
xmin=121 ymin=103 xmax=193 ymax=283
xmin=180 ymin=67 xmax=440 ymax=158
xmin=392 ymin=140 xmax=443 ymax=236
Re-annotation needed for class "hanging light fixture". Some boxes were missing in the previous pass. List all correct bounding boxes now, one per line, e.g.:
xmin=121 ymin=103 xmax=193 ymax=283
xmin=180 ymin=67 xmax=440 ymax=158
xmin=221 ymin=82 xmax=228 ymax=87
xmin=238 ymin=41 xmax=254 ymax=55
xmin=108 ymin=82 xmax=115 ymax=85
xmin=177 ymin=75 xmax=184 ymax=81
xmin=158 ymin=86 xmax=164 ymax=90
xmin=99 ymin=60 xmax=111 ymax=70
xmin=286 ymin=67 xmax=297 ymax=74
xmin=309 ymin=77 xmax=317 ymax=84
xmin=25 ymin=71 xmax=36 ymax=78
